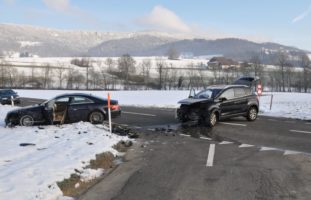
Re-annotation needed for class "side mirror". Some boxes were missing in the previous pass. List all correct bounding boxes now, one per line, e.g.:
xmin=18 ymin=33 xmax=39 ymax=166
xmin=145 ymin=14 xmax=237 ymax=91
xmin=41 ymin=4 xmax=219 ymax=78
xmin=189 ymin=88 xmax=196 ymax=98
xmin=218 ymin=97 xmax=227 ymax=102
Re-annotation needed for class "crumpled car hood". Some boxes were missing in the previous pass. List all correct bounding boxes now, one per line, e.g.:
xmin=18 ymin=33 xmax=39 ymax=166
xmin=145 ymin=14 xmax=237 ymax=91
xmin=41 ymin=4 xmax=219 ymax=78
xmin=178 ymin=98 xmax=211 ymax=105
xmin=9 ymin=104 xmax=43 ymax=114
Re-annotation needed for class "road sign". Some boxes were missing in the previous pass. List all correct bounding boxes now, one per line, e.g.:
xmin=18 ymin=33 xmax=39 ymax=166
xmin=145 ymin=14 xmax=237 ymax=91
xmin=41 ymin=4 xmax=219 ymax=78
xmin=257 ymin=84 xmax=262 ymax=96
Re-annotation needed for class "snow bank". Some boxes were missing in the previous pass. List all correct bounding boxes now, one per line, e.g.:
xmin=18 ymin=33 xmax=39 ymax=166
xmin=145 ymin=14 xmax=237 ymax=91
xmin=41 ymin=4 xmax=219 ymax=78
xmin=16 ymin=90 xmax=311 ymax=120
xmin=0 ymin=105 xmax=126 ymax=200
xmin=259 ymin=93 xmax=311 ymax=120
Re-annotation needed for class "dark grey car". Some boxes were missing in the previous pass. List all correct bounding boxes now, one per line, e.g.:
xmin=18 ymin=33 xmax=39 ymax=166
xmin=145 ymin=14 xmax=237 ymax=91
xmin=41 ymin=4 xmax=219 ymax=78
xmin=0 ymin=89 xmax=20 ymax=105
xmin=176 ymin=85 xmax=259 ymax=127
xmin=5 ymin=93 xmax=121 ymax=126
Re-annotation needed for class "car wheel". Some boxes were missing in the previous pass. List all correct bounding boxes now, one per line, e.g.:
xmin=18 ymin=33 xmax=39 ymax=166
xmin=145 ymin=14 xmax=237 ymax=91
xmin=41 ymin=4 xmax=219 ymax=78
xmin=20 ymin=115 xmax=34 ymax=126
xmin=247 ymin=107 xmax=258 ymax=121
xmin=204 ymin=111 xmax=218 ymax=127
xmin=89 ymin=111 xmax=105 ymax=124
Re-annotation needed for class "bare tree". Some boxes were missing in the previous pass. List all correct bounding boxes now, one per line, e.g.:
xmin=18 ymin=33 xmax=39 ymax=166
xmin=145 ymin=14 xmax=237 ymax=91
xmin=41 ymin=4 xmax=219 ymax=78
xmin=250 ymin=54 xmax=263 ymax=77
xmin=118 ymin=54 xmax=136 ymax=90
xmin=167 ymin=47 xmax=180 ymax=60
xmin=71 ymin=58 xmax=92 ymax=89
xmin=285 ymin=63 xmax=293 ymax=92
xmin=177 ymin=75 xmax=184 ymax=89
xmin=42 ymin=64 xmax=52 ymax=89
xmin=0 ymin=65 xmax=5 ymax=87
xmin=156 ymin=58 xmax=167 ymax=90
xmin=105 ymin=57 xmax=115 ymax=73
xmin=277 ymin=52 xmax=288 ymax=92
xmin=56 ymin=63 xmax=66 ymax=89
xmin=140 ymin=59 xmax=152 ymax=89
xmin=299 ymin=54 xmax=310 ymax=93
xmin=167 ymin=67 xmax=178 ymax=90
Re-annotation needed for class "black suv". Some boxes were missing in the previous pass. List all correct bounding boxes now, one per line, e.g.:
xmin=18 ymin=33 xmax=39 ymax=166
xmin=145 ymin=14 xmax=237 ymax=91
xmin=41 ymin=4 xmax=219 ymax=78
xmin=176 ymin=84 xmax=259 ymax=127
xmin=0 ymin=89 xmax=20 ymax=105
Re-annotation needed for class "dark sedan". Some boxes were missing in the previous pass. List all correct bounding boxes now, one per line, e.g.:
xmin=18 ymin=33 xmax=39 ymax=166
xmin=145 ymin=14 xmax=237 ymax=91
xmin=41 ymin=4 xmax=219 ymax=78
xmin=5 ymin=93 xmax=121 ymax=126
xmin=0 ymin=89 xmax=21 ymax=105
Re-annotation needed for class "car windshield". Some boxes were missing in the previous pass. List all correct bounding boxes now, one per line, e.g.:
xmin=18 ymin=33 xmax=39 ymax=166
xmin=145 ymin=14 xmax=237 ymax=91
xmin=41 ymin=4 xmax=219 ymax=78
xmin=194 ymin=89 xmax=222 ymax=99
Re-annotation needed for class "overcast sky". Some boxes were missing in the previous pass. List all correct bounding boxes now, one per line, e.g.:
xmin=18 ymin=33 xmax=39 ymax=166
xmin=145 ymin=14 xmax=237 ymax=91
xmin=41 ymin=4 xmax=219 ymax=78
xmin=1 ymin=0 xmax=310 ymax=50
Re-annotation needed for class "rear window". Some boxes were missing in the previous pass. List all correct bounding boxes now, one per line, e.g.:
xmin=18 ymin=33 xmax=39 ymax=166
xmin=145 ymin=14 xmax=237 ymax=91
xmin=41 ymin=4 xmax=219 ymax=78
xmin=71 ymin=96 xmax=94 ymax=104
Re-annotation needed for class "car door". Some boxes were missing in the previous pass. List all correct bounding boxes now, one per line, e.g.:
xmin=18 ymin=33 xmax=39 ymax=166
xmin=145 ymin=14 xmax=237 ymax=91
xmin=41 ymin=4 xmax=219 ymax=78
xmin=218 ymin=88 xmax=236 ymax=117
xmin=67 ymin=96 xmax=94 ymax=122
xmin=233 ymin=87 xmax=249 ymax=113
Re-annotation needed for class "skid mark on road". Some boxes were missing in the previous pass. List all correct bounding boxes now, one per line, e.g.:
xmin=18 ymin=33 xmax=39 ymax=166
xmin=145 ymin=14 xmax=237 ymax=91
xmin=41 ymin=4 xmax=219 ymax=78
xmin=219 ymin=122 xmax=247 ymax=127
xmin=206 ymin=144 xmax=215 ymax=167
xmin=290 ymin=130 xmax=311 ymax=134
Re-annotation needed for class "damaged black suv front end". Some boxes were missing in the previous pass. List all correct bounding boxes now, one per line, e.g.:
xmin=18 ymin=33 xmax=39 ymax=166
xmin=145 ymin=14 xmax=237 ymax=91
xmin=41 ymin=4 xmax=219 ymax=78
xmin=176 ymin=88 xmax=222 ymax=124
xmin=176 ymin=77 xmax=260 ymax=127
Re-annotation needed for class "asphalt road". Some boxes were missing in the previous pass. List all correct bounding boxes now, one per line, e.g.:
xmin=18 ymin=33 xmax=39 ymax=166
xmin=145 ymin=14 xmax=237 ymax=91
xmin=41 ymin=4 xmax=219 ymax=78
xmin=19 ymin=97 xmax=311 ymax=200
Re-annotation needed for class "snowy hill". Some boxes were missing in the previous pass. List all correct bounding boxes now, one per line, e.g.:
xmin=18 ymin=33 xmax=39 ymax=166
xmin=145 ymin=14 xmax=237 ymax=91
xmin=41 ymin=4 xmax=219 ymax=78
xmin=0 ymin=23 xmax=309 ymax=63
xmin=0 ymin=23 xmax=177 ymax=57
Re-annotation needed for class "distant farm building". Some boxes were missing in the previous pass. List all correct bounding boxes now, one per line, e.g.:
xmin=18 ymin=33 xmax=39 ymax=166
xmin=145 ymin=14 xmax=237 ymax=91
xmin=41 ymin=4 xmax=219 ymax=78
xmin=208 ymin=57 xmax=239 ymax=69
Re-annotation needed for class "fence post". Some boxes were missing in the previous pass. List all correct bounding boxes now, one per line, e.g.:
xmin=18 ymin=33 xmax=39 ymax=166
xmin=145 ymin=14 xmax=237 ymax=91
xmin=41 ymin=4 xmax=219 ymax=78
xmin=270 ymin=94 xmax=273 ymax=110
xmin=108 ymin=93 xmax=112 ymax=134
xmin=11 ymin=96 xmax=14 ymax=107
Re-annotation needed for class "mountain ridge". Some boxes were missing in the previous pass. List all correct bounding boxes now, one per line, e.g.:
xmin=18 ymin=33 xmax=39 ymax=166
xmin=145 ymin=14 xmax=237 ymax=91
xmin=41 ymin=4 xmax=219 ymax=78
xmin=0 ymin=23 xmax=308 ymax=64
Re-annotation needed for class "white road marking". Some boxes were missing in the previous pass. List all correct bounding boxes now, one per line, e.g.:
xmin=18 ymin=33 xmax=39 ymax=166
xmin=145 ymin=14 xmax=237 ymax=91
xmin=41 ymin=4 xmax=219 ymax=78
xmin=260 ymin=147 xmax=279 ymax=151
xmin=180 ymin=134 xmax=190 ymax=137
xmin=219 ymin=122 xmax=247 ymax=127
xmin=284 ymin=150 xmax=302 ymax=155
xmin=122 ymin=111 xmax=156 ymax=117
xmin=219 ymin=141 xmax=233 ymax=145
xmin=268 ymin=119 xmax=277 ymax=121
xmin=206 ymin=144 xmax=215 ymax=167
xmin=200 ymin=137 xmax=211 ymax=140
xmin=132 ymin=126 xmax=142 ymax=129
xmin=290 ymin=130 xmax=311 ymax=134
xmin=306 ymin=123 xmax=311 ymax=125
xmin=239 ymin=144 xmax=254 ymax=148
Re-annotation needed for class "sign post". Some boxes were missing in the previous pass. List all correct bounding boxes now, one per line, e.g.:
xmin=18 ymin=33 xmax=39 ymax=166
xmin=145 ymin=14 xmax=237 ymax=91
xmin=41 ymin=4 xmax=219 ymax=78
xmin=11 ymin=96 xmax=14 ymax=107
xmin=107 ymin=93 xmax=112 ymax=134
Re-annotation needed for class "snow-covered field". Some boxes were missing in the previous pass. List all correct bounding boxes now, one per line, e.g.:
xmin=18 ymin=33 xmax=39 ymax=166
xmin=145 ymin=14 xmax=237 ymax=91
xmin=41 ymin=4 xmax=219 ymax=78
xmin=0 ymin=105 xmax=126 ymax=200
xmin=16 ymin=90 xmax=311 ymax=120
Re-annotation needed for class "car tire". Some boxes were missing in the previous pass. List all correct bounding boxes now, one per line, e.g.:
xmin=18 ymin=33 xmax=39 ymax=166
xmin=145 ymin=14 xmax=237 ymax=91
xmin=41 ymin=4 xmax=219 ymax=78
xmin=89 ymin=111 xmax=105 ymax=124
xmin=20 ymin=115 xmax=35 ymax=126
xmin=247 ymin=106 xmax=258 ymax=121
xmin=204 ymin=110 xmax=218 ymax=127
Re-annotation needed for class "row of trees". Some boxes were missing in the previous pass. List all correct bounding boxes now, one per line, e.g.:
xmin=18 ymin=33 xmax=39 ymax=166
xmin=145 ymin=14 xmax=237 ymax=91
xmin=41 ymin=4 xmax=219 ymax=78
xmin=0 ymin=52 xmax=310 ymax=92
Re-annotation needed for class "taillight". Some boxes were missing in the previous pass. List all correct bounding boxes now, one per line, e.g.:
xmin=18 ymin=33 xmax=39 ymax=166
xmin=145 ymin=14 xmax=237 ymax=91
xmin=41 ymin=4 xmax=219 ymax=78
xmin=111 ymin=105 xmax=120 ymax=110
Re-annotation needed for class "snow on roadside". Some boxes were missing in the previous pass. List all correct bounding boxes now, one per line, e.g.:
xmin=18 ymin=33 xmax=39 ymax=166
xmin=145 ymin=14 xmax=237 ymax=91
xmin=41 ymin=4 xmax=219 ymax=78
xmin=259 ymin=93 xmax=311 ymax=120
xmin=0 ymin=105 xmax=126 ymax=200
xmin=16 ymin=89 xmax=311 ymax=120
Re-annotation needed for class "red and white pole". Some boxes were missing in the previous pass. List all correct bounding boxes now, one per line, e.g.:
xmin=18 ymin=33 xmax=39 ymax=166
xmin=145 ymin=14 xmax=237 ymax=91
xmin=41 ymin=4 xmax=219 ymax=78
xmin=108 ymin=93 xmax=112 ymax=134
